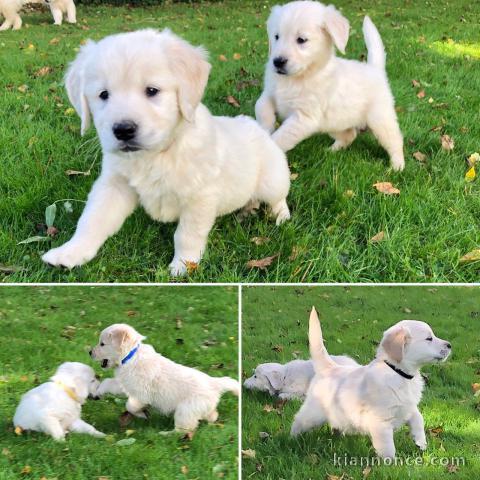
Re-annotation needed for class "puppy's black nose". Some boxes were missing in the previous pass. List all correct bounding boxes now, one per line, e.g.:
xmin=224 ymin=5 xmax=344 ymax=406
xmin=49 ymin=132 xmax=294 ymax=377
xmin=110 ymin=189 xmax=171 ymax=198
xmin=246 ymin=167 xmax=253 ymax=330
xmin=273 ymin=57 xmax=288 ymax=69
xmin=446 ymin=342 xmax=451 ymax=349
xmin=113 ymin=121 xmax=137 ymax=141
xmin=89 ymin=349 xmax=93 ymax=356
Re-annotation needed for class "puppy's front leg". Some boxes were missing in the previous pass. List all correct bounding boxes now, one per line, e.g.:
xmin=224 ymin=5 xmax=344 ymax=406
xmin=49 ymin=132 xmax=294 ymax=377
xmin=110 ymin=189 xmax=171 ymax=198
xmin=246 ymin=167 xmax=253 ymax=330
xmin=70 ymin=418 xmax=105 ymax=438
xmin=369 ymin=423 xmax=396 ymax=460
xmin=51 ymin=7 xmax=63 ymax=25
xmin=0 ymin=19 xmax=13 ymax=30
xmin=12 ymin=14 xmax=22 ymax=30
xmin=126 ymin=397 xmax=148 ymax=419
xmin=408 ymin=408 xmax=427 ymax=450
xmin=272 ymin=112 xmax=318 ymax=152
xmin=255 ymin=94 xmax=276 ymax=133
xmin=169 ymin=205 xmax=216 ymax=277
xmin=42 ymin=174 xmax=138 ymax=269
xmin=66 ymin=1 xmax=76 ymax=23
xmin=96 ymin=378 xmax=125 ymax=398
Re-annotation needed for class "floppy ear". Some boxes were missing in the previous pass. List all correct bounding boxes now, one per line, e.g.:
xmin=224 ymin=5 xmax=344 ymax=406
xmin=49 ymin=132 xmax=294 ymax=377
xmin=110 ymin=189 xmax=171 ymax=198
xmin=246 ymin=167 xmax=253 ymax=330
xmin=64 ymin=40 xmax=96 ymax=135
xmin=263 ymin=367 xmax=285 ymax=391
xmin=72 ymin=379 xmax=88 ymax=401
xmin=164 ymin=31 xmax=211 ymax=122
xmin=267 ymin=5 xmax=282 ymax=56
xmin=323 ymin=5 xmax=350 ymax=54
xmin=381 ymin=326 xmax=411 ymax=363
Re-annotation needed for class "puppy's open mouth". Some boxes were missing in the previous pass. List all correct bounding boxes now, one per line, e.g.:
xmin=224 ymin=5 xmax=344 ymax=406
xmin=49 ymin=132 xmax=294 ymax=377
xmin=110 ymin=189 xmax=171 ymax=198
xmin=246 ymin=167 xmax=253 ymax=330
xmin=275 ymin=68 xmax=288 ymax=75
xmin=101 ymin=359 xmax=109 ymax=368
xmin=120 ymin=144 xmax=142 ymax=153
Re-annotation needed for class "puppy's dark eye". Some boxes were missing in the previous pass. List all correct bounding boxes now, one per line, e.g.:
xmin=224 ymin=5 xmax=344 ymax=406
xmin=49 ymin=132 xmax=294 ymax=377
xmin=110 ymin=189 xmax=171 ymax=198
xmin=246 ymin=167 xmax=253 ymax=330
xmin=146 ymin=87 xmax=159 ymax=97
xmin=297 ymin=37 xmax=308 ymax=45
xmin=100 ymin=342 xmax=105 ymax=346
xmin=426 ymin=337 xmax=433 ymax=341
xmin=99 ymin=90 xmax=109 ymax=101
xmin=274 ymin=34 xmax=279 ymax=41
xmin=253 ymin=375 xmax=257 ymax=378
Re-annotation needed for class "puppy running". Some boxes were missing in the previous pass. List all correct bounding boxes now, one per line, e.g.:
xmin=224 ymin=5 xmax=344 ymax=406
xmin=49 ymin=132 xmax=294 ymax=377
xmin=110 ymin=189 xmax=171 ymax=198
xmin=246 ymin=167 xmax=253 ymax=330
xmin=244 ymin=355 xmax=358 ymax=400
xmin=291 ymin=308 xmax=451 ymax=459
xmin=42 ymin=29 xmax=291 ymax=276
xmin=13 ymin=362 xmax=105 ymax=441
xmin=90 ymin=324 xmax=239 ymax=434
xmin=45 ymin=0 xmax=76 ymax=25
xmin=256 ymin=1 xmax=405 ymax=170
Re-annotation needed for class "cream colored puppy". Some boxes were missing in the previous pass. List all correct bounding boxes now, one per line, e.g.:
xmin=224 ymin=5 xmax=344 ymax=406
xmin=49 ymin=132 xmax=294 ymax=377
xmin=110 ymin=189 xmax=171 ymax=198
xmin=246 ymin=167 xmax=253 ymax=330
xmin=13 ymin=362 xmax=104 ymax=441
xmin=90 ymin=324 xmax=239 ymax=433
xmin=0 ymin=0 xmax=25 ymax=30
xmin=42 ymin=29 xmax=290 ymax=276
xmin=256 ymin=1 xmax=405 ymax=171
xmin=291 ymin=308 xmax=451 ymax=459
xmin=44 ymin=0 xmax=76 ymax=25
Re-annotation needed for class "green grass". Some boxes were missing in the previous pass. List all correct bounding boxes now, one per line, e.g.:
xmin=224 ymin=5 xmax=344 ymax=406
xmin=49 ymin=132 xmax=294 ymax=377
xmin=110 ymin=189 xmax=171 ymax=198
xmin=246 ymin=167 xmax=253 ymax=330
xmin=242 ymin=286 xmax=480 ymax=479
xmin=1 ymin=0 xmax=479 ymax=282
xmin=0 ymin=286 xmax=239 ymax=480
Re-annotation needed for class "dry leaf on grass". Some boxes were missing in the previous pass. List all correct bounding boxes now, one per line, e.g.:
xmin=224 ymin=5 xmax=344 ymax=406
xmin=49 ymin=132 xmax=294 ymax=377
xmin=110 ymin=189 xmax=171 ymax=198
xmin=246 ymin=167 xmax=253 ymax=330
xmin=49 ymin=37 xmax=60 ymax=45
xmin=246 ymin=254 xmax=279 ymax=270
xmin=472 ymin=383 xmax=480 ymax=393
xmin=15 ymin=426 xmax=23 ymax=435
xmin=181 ymin=465 xmax=189 ymax=475
xmin=184 ymin=261 xmax=198 ymax=274
xmin=373 ymin=182 xmax=400 ymax=195
xmin=226 ymin=95 xmax=240 ymax=107
xmin=233 ymin=53 xmax=242 ymax=60
xmin=459 ymin=250 xmax=480 ymax=264
xmin=465 ymin=166 xmax=476 ymax=182
xmin=428 ymin=426 xmax=444 ymax=437
xmin=34 ymin=66 xmax=52 ymax=77
xmin=440 ymin=134 xmax=454 ymax=151
xmin=411 ymin=79 xmax=421 ymax=88
xmin=65 ymin=169 xmax=91 ymax=176
xmin=417 ymin=89 xmax=425 ymax=99
xmin=413 ymin=151 xmax=426 ymax=162
xmin=369 ymin=231 xmax=385 ymax=243
xmin=290 ymin=172 xmax=299 ymax=180
xmin=251 ymin=236 xmax=270 ymax=245
xmin=242 ymin=449 xmax=256 ymax=459
xmin=468 ymin=152 xmax=479 ymax=167
xmin=218 ymin=54 xmax=227 ymax=61
xmin=362 ymin=466 xmax=372 ymax=479
xmin=20 ymin=466 xmax=31 ymax=475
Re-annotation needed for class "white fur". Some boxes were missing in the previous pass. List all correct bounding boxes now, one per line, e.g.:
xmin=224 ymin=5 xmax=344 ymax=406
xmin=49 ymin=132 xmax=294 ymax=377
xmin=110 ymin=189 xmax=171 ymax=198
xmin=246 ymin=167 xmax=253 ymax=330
xmin=13 ymin=362 xmax=104 ymax=441
xmin=45 ymin=0 xmax=76 ymax=25
xmin=42 ymin=29 xmax=291 ymax=276
xmin=0 ymin=0 xmax=25 ymax=30
xmin=91 ymin=324 xmax=239 ymax=433
xmin=244 ymin=355 xmax=358 ymax=400
xmin=291 ymin=308 xmax=452 ymax=459
xmin=256 ymin=1 xmax=405 ymax=171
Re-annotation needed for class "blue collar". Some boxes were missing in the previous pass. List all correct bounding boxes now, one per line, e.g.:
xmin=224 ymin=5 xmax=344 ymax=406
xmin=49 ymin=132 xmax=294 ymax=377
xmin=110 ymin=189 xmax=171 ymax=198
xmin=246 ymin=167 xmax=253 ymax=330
xmin=121 ymin=345 xmax=139 ymax=365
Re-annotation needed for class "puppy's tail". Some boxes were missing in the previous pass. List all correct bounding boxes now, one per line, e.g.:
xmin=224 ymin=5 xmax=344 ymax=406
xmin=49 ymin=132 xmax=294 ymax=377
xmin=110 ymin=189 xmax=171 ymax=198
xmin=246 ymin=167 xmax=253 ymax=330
xmin=363 ymin=16 xmax=386 ymax=70
xmin=309 ymin=307 xmax=337 ymax=374
xmin=214 ymin=377 xmax=240 ymax=396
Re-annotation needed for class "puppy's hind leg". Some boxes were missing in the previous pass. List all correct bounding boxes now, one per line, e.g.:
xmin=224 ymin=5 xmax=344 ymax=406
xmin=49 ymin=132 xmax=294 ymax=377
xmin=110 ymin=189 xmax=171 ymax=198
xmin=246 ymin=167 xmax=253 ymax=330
xmin=290 ymin=398 xmax=326 ymax=437
xmin=66 ymin=1 xmax=76 ymax=23
xmin=159 ymin=401 xmax=201 ymax=435
xmin=329 ymin=128 xmax=357 ymax=152
xmin=204 ymin=409 xmax=219 ymax=423
xmin=0 ymin=19 xmax=13 ymax=31
xmin=367 ymin=105 xmax=404 ymax=171
xmin=42 ymin=417 xmax=67 ymax=441
xmin=126 ymin=397 xmax=149 ymax=419
xmin=368 ymin=423 xmax=396 ymax=460
xmin=408 ymin=408 xmax=427 ymax=451
xmin=255 ymin=144 xmax=291 ymax=226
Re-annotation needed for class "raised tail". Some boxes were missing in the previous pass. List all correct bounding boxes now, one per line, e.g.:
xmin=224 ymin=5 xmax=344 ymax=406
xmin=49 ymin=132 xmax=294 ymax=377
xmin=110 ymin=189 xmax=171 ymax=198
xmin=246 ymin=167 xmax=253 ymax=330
xmin=309 ymin=307 xmax=337 ymax=374
xmin=214 ymin=376 xmax=240 ymax=396
xmin=363 ymin=16 xmax=386 ymax=70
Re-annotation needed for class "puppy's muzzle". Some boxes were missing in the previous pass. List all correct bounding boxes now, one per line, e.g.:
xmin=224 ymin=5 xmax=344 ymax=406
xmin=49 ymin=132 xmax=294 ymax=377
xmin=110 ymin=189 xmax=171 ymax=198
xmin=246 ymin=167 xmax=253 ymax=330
xmin=113 ymin=121 xmax=141 ymax=152
xmin=273 ymin=56 xmax=288 ymax=75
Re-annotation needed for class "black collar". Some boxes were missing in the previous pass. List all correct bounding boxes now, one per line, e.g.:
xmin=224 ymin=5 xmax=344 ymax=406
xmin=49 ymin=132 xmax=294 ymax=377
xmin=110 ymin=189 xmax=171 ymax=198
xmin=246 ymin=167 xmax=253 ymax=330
xmin=384 ymin=360 xmax=414 ymax=380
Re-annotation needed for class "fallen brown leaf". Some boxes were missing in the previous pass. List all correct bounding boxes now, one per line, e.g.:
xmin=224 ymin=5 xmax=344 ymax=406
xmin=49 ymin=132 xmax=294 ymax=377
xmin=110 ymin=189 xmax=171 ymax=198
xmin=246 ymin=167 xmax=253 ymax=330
xmin=20 ymin=465 xmax=31 ymax=475
xmin=34 ymin=66 xmax=52 ymax=77
xmin=363 ymin=466 xmax=372 ymax=479
xmin=242 ymin=449 xmax=256 ymax=459
xmin=65 ymin=169 xmax=91 ymax=176
xmin=413 ymin=151 xmax=426 ymax=162
xmin=181 ymin=465 xmax=189 ymax=475
xmin=459 ymin=249 xmax=480 ymax=264
xmin=369 ymin=231 xmax=385 ymax=243
xmin=472 ymin=383 xmax=480 ymax=393
xmin=428 ymin=426 xmax=444 ymax=437
xmin=417 ymin=89 xmax=426 ymax=99
xmin=441 ymin=134 xmax=454 ymax=151
xmin=218 ymin=54 xmax=227 ymax=62
xmin=185 ymin=261 xmax=198 ymax=274
xmin=226 ymin=95 xmax=240 ymax=108
xmin=246 ymin=254 xmax=279 ymax=270
xmin=49 ymin=37 xmax=60 ymax=45
xmin=233 ymin=53 xmax=242 ymax=60
xmin=373 ymin=182 xmax=400 ymax=195
xmin=251 ymin=236 xmax=271 ymax=245
xmin=411 ymin=79 xmax=421 ymax=88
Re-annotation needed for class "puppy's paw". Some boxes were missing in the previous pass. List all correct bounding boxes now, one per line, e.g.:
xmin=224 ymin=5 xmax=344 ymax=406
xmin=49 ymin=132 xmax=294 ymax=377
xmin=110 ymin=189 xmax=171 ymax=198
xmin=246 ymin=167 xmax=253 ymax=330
xmin=169 ymin=258 xmax=188 ymax=277
xmin=272 ymin=200 xmax=290 ymax=226
xmin=42 ymin=242 xmax=96 ymax=269
xmin=330 ymin=140 xmax=346 ymax=152
xmin=93 ymin=430 xmax=106 ymax=438
xmin=390 ymin=155 xmax=405 ymax=172
xmin=416 ymin=439 xmax=427 ymax=451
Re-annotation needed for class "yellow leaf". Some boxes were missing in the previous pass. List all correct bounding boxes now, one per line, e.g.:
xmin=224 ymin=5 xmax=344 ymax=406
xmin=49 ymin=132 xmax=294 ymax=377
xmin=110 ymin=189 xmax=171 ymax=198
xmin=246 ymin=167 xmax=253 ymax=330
xmin=15 ymin=426 xmax=23 ymax=435
xmin=21 ymin=465 xmax=31 ymax=474
xmin=373 ymin=182 xmax=400 ymax=195
xmin=465 ymin=166 xmax=475 ymax=182
xmin=65 ymin=108 xmax=75 ymax=116
xmin=369 ymin=231 xmax=385 ymax=243
xmin=459 ymin=249 xmax=480 ymax=264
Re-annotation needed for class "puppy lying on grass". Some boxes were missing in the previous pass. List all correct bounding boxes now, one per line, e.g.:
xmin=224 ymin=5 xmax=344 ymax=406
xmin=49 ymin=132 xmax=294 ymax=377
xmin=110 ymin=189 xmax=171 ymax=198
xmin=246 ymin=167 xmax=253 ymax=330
xmin=42 ymin=29 xmax=291 ymax=276
xmin=256 ymin=1 xmax=405 ymax=170
xmin=91 ymin=323 xmax=239 ymax=434
xmin=13 ymin=362 xmax=105 ymax=441
xmin=244 ymin=355 xmax=358 ymax=400
xmin=291 ymin=308 xmax=451 ymax=459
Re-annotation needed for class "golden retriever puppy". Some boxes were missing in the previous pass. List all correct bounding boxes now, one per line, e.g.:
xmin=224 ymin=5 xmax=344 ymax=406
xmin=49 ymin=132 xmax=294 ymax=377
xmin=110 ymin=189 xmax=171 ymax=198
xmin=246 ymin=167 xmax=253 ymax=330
xmin=291 ymin=308 xmax=451 ymax=459
xmin=44 ymin=0 xmax=76 ymax=25
xmin=42 ymin=29 xmax=291 ymax=276
xmin=13 ymin=362 xmax=104 ymax=441
xmin=256 ymin=1 xmax=405 ymax=170
xmin=0 ymin=0 xmax=25 ymax=30
xmin=90 ymin=324 xmax=239 ymax=434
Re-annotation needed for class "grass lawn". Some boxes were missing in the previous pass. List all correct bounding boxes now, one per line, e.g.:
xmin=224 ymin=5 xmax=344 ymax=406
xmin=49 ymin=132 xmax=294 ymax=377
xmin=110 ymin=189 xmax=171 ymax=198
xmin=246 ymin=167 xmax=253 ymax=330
xmin=0 ymin=286 xmax=239 ymax=480
xmin=242 ymin=286 xmax=480 ymax=479
xmin=1 ymin=0 xmax=480 ymax=282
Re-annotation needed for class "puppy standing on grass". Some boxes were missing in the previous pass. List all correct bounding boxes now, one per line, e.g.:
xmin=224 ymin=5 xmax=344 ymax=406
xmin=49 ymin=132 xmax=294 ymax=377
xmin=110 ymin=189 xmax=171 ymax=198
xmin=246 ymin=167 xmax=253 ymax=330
xmin=0 ymin=0 xmax=26 ymax=30
xmin=256 ymin=1 xmax=405 ymax=171
xmin=13 ymin=362 xmax=105 ymax=441
xmin=91 ymin=324 xmax=239 ymax=434
xmin=44 ymin=0 xmax=76 ymax=25
xmin=291 ymin=308 xmax=451 ymax=459
xmin=42 ymin=29 xmax=291 ymax=276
